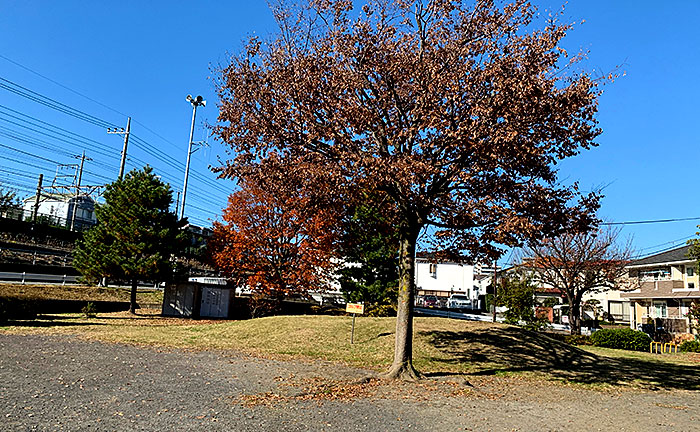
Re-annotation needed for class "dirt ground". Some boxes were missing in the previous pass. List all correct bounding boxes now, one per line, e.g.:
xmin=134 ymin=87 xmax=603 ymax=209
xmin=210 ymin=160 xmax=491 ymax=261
xmin=1 ymin=334 xmax=699 ymax=431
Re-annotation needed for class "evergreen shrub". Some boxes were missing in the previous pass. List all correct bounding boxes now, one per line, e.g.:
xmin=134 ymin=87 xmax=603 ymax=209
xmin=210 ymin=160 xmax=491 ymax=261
xmin=679 ymin=340 xmax=700 ymax=353
xmin=590 ymin=328 xmax=651 ymax=351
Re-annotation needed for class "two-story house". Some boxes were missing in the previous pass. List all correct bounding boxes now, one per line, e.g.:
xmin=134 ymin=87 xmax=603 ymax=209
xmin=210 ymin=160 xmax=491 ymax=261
xmin=414 ymin=256 xmax=503 ymax=310
xmin=622 ymin=245 xmax=699 ymax=334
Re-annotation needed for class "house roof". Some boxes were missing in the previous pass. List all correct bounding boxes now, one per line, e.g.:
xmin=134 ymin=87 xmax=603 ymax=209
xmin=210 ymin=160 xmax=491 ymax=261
xmin=629 ymin=245 xmax=693 ymax=267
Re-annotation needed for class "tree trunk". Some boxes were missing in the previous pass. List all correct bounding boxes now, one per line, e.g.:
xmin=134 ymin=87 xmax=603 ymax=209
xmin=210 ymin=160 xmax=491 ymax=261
xmin=569 ymin=300 xmax=581 ymax=335
xmin=129 ymin=279 xmax=138 ymax=314
xmin=381 ymin=226 xmax=420 ymax=380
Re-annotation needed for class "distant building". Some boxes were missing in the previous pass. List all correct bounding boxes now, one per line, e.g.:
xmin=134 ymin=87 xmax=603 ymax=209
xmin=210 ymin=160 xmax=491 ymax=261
xmin=22 ymin=193 xmax=96 ymax=230
xmin=622 ymin=245 xmax=699 ymax=334
xmin=506 ymin=260 xmax=631 ymax=325
xmin=415 ymin=257 xmax=494 ymax=309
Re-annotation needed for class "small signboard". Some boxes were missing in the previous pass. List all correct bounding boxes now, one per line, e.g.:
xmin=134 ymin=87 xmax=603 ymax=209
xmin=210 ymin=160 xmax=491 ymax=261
xmin=346 ymin=303 xmax=365 ymax=314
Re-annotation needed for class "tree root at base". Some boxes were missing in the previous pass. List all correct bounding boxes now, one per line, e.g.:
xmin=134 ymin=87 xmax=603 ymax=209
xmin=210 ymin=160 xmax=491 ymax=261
xmin=379 ymin=362 xmax=422 ymax=381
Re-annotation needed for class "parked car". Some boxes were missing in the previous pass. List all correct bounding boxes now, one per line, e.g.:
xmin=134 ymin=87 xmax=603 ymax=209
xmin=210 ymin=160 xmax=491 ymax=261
xmin=424 ymin=295 xmax=438 ymax=308
xmin=446 ymin=294 xmax=471 ymax=310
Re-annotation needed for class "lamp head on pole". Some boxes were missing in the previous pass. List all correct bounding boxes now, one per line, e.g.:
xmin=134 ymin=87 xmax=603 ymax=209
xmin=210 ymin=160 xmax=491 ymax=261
xmin=186 ymin=94 xmax=206 ymax=107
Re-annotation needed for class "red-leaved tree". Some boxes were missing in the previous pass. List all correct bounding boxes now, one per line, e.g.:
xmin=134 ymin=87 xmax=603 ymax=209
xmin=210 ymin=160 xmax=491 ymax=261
xmin=209 ymin=177 xmax=339 ymax=315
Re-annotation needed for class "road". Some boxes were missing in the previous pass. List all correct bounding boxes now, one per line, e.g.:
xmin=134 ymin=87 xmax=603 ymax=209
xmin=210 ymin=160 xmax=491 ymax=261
xmin=1 ymin=334 xmax=698 ymax=431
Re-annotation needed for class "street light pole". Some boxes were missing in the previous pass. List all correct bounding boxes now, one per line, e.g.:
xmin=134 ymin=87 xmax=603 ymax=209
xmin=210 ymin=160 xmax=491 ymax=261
xmin=180 ymin=95 xmax=205 ymax=220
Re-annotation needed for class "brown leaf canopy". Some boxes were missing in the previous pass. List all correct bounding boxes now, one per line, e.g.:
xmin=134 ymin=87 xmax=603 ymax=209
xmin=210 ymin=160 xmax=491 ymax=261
xmin=214 ymin=0 xmax=602 ymax=260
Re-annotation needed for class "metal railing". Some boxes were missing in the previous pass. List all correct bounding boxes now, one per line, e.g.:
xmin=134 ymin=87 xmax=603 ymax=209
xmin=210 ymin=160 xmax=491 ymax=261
xmin=0 ymin=207 xmax=96 ymax=232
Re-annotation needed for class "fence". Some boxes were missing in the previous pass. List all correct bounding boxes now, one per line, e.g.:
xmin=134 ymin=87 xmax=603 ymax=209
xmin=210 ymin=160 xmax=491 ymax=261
xmin=0 ymin=271 xmax=78 ymax=285
xmin=0 ymin=207 xmax=95 ymax=232
xmin=650 ymin=342 xmax=678 ymax=354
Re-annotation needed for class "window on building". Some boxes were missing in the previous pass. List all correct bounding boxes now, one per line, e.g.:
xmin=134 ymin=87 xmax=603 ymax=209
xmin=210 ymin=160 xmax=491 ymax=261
xmin=688 ymin=267 xmax=695 ymax=277
xmin=429 ymin=263 xmax=437 ymax=278
xmin=688 ymin=282 xmax=695 ymax=289
xmin=652 ymin=301 xmax=668 ymax=318
xmin=639 ymin=268 xmax=671 ymax=280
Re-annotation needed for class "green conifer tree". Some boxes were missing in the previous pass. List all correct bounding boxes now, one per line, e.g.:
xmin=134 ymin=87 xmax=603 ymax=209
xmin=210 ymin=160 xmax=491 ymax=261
xmin=338 ymin=197 xmax=399 ymax=315
xmin=74 ymin=167 xmax=187 ymax=313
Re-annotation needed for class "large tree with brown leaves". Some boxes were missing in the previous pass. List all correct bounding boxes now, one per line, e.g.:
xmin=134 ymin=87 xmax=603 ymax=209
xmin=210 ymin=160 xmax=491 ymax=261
xmin=215 ymin=0 xmax=602 ymax=379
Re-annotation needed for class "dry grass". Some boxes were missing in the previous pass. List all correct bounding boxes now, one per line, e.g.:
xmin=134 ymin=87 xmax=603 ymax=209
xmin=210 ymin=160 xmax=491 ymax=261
xmin=2 ymin=313 xmax=699 ymax=390
xmin=0 ymin=283 xmax=163 ymax=304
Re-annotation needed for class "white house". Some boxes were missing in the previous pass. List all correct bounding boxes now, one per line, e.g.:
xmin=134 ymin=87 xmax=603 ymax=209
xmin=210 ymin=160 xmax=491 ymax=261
xmin=415 ymin=258 xmax=487 ymax=308
xmin=22 ymin=193 xmax=96 ymax=230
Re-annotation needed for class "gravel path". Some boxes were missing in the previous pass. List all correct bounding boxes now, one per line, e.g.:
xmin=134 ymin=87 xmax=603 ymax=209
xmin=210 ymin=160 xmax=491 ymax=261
xmin=1 ymin=334 xmax=699 ymax=431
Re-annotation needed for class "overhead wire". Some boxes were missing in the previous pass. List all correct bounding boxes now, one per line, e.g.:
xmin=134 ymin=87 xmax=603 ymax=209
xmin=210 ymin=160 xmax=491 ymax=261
xmin=602 ymin=216 xmax=700 ymax=226
xmin=0 ymin=65 xmax=230 ymax=226
xmin=0 ymin=141 xmax=61 ymax=165
xmin=0 ymin=104 xmax=121 ymax=164
xmin=0 ymin=54 xmax=130 ymax=119
xmin=0 ymin=76 xmax=117 ymax=128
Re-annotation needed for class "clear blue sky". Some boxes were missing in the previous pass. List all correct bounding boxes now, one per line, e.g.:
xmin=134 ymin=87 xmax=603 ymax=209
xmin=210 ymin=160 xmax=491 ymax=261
xmin=0 ymin=1 xmax=698 ymax=261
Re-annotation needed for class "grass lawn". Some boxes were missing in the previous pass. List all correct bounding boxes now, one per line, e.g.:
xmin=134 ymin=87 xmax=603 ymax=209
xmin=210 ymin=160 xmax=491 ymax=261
xmin=0 ymin=283 xmax=163 ymax=305
xmin=2 ymin=311 xmax=698 ymax=390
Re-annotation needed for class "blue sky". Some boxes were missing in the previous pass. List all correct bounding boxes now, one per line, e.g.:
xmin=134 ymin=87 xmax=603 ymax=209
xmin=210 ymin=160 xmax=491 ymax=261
xmin=0 ymin=1 xmax=698 ymax=262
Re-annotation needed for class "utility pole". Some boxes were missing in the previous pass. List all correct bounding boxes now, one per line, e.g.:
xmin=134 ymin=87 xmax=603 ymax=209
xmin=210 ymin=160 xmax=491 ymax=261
xmin=174 ymin=191 xmax=181 ymax=217
xmin=108 ymin=117 xmax=131 ymax=179
xmin=70 ymin=151 xmax=91 ymax=231
xmin=180 ymin=94 xmax=206 ymax=220
xmin=32 ymin=173 xmax=43 ymax=222
xmin=492 ymin=260 xmax=498 ymax=323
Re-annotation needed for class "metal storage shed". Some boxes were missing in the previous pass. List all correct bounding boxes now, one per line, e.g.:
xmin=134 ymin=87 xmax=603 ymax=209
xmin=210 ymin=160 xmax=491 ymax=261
xmin=162 ymin=281 xmax=235 ymax=319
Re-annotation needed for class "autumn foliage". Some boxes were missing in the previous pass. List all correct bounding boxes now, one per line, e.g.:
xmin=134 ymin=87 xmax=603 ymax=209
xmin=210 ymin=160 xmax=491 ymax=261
xmin=214 ymin=0 xmax=604 ymax=379
xmin=209 ymin=179 xmax=339 ymax=306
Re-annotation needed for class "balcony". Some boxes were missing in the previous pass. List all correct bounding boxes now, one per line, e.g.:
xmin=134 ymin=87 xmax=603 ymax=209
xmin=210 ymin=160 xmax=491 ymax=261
xmin=639 ymin=279 xmax=684 ymax=292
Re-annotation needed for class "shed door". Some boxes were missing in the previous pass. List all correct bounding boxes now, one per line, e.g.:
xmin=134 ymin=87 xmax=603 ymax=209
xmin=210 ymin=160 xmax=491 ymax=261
xmin=200 ymin=287 xmax=229 ymax=318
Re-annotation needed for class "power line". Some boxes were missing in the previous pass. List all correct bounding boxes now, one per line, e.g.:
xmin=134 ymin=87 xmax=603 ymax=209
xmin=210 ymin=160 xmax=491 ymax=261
xmin=0 ymin=75 xmax=226 ymax=196
xmin=0 ymin=54 xmax=130 ymax=119
xmin=602 ymin=217 xmax=700 ymax=226
xmin=0 ymin=141 xmax=60 ymax=165
xmin=130 ymin=134 xmax=230 ymax=196
xmin=631 ymin=241 xmax=691 ymax=260
xmin=0 ymin=128 xmax=75 ymax=158
xmin=0 ymin=104 xmax=120 ymax=162
xmin=0 ymin=165 xmax=40 ymax=178
xmin=0 ymin=65 xmax=226 ymax=223
xmin=637 ymin=235 xmax=695 ymax=253
xmin=0 ymin=153 xmax=56 ymax=171
xmin=0 ymin=76 xmax=117 ymax=129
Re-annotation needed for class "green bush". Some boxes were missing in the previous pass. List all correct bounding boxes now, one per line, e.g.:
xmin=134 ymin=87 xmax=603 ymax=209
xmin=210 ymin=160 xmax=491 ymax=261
xmin=81 ymin=302 xmax=97 ymax=318
xmin=590 ymin=328 xmax=651 ymax=351
xmin=679 ymin=340 xmax=700 ymax=353
xmin=365 ymin=303 xmax=396 ymax=317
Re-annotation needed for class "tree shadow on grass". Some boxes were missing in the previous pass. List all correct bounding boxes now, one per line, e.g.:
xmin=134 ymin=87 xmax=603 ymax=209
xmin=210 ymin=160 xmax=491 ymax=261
xmin=421 ymin=327 xmax=700 ymax=391
xmin=1 ymin=319 xmax=107 ymax=327
xmin=1 ymin=310 xmax=167 ymax=328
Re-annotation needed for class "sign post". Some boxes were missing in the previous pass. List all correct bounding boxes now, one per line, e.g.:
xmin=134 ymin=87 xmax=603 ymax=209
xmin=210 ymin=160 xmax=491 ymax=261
xmin=346 ymin=302 xmax=365 ymax=344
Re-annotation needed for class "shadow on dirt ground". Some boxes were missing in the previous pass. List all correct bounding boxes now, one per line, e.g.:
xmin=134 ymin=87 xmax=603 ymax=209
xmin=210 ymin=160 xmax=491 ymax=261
xmin=422 ymin=327 xmax=700 ymax=390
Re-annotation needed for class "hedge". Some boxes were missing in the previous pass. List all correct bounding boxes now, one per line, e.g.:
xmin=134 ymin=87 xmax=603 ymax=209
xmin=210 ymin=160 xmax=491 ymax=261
xmin=679 ymin=340 xmax=700 ymax=353
xmin=590 ymin=328 xmax=652 ymax=351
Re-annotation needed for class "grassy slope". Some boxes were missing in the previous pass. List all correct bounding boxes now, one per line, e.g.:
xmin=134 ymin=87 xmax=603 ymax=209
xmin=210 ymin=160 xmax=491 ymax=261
xmin=0 ymin=283 xmax=163 ymax=304
xmin=2 ymin=313 xmax=698 ymax=390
